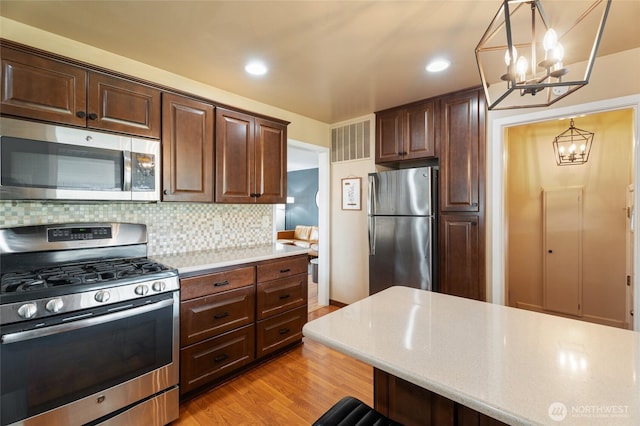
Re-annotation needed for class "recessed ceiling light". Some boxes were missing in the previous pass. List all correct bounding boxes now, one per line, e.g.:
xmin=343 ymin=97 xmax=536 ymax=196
xmin=426 ymin=58 xmax=450 ymax=73
xmin=245 ymin=60 xmax=268 ymax=76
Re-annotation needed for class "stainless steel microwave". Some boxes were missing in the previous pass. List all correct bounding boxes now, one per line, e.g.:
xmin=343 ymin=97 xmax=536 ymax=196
xmin=0 ymin=117 xmax=160 ymax=201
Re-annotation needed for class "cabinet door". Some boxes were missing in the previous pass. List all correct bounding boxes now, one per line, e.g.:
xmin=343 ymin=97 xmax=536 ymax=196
xmin=180 ymin=324 xmax=255 ymax=395
xmin=180 ymin=286 xmax=255 ymax=346
xmin=256 ymin=273 xmax=307 ymax=320
xmin=440 ymin=89 xmax=483 ymax=212
xmin=439 ymin=214 xmax=483 ymax=301
xmin=88 ymin=72 xmax=161 ymax=138
xmin=375 ymin=109 xmax=404 ymax=163
xmin=256 ymin=305 xmax=307 ymax=359
xmin=405 ymin=100 xmax=437 ymax=160
xmin=162 ymin=93 xmax=214 ymax=202
xmin=0 ymin=46 xmax=87 ymax=126
xmin=215 ymin=108 xmax=255 ymax=203
xmin=374 ymin=369 xmax=454 ymax=425
xmin=255 ymin=117 xmax=287 ymax=203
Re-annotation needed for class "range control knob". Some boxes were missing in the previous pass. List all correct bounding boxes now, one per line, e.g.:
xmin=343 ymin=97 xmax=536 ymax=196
xmin=134 ymin=285 xmax=149 ymax=296
xmin=45 ymin=298 xmax=64 ymax=313
xmin=95 ymin=290 xmax=111 ymax=303
xmin=17 ymin=303 xmax=38 ymax=319
xmin=152 ymin=281 xmax=166 ymax=292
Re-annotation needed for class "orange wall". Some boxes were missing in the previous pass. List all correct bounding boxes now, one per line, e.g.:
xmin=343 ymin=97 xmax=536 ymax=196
xmin=507 ymin=109 xmax=633 ymax=327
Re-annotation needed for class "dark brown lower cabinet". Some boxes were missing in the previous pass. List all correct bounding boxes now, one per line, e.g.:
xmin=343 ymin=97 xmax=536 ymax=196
xmin=439 ymin=214 xmax=484 ymax=301
xmin=180 ymin=324 xmax=255 ymax=395
xmin=374 ymin=369 xmax=507 ymax=426
xmin=256 ymin=305 xmax=307 ymax=358
xmin=179 ymin=255 xmax=308 ymax=397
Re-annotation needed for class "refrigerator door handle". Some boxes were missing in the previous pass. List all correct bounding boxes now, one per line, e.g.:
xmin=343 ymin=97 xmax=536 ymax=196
xmin=368 ymin=216 xmax=376 ymax=255
xmin=368 ymin=175 xmax=375 ymax=215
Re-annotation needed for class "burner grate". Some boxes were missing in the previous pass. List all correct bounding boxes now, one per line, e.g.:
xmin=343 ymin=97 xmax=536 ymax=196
xmin=1 ymin=258 xmax=170 ymax=294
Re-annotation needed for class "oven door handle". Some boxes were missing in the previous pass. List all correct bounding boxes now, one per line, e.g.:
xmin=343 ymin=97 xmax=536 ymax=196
xmin=1 ymin=298 xmax=173 ymax=345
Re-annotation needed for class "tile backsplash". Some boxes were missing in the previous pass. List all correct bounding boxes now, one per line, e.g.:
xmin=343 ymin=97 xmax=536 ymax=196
xmin=0 ymin=201 xmax=274 ymax=255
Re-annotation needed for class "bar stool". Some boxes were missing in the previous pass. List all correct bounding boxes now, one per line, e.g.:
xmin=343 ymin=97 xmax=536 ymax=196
xmin=312 ymin=396 xmax=403 ymax=426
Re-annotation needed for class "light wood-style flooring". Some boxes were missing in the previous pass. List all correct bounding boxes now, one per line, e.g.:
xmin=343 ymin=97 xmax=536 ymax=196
xmin=174 ymin=305 xmax=372 ymax=425
xmin=308 ymin=274 xmax=318 ymax=312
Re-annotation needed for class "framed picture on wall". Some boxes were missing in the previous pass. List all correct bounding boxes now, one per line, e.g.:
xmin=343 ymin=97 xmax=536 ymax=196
xmin=341 ymin=177 xmax=361 ymax=210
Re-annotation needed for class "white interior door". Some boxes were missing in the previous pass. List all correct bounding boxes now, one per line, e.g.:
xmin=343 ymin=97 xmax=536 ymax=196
xmin=543 ymin=187 xmax=583 ymax=316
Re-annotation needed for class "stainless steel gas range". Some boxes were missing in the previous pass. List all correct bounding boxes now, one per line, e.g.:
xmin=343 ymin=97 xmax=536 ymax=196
xmin=0 ymin=223 xmax=179 ymax=426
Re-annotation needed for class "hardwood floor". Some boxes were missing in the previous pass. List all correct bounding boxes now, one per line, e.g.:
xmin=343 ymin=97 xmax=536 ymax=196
xmin=174 ymin=305 xmax=373 ymax=425
xmin=308 ymin=274 xmax=318 ymax=312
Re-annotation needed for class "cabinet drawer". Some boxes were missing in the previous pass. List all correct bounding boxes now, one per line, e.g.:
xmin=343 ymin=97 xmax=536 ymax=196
xmin=180 ymin=324 xmax=255 ymax=395
xmin=257 ymin=256 xmax=308 ymax=283
xmin=256 ymin=305 xmax=307 ymax=358
xmin=180 ymin=266 xmax=255 ymax=301
xmin=256 ymin=273 xmax=307 ymax=320
xmin=180 ymin=286 xmax=255 ymax=346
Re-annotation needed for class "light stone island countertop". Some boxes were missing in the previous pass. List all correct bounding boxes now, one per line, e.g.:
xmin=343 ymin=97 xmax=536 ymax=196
xmin=302 ymin=286 xmax=640 ymax=426
xmin=152 ymin=243 xmax=309 ymax=276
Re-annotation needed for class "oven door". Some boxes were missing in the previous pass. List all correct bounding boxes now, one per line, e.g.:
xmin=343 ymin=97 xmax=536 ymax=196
xmin=0 ymin=292 xmax=179 ymax=426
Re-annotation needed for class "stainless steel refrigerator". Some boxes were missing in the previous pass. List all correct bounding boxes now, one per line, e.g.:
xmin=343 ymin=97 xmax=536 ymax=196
xmin=368 ymin=167 xmax=437 ymax=295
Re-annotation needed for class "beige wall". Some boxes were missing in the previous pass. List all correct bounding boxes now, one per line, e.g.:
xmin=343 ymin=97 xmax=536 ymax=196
xmin=329 ymin=115 xmax=377 ymax=304
xmin=507 ymin=109 xmax=633 ymax=327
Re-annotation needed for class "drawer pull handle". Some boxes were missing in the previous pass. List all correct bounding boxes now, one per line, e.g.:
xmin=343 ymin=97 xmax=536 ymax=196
xmin=214 ymin=280 xmax=230 ymax=287
xmin=279 ymin=328 xmax=290 ymax=335
xmin=279 ymin=268 xmax=291 ymax=274
xmin=279 ymin=294 xmax=290 ymax=300
xmin=214 ymin=312 xmax=229 ymax=319
xmin=214 ymin=354 xmax=229 ymax=363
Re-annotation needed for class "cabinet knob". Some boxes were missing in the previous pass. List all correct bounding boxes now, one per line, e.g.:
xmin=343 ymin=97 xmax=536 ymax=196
xmin=76 ymin=111 xmax=86 ymax=118
xmin=163 ymin=189 xmax=168 ymax=195
xmin=88 ymin=113 xmax=98 ymax=120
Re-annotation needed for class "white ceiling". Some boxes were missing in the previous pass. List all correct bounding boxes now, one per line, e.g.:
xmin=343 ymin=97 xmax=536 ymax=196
xmin=1 ymin=1 xmax=639 ymax=124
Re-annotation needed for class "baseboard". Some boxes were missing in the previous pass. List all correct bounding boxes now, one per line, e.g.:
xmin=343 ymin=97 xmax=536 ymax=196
xmin=329 ymin=299 xmax=348 ymax=308
xmin=515 ymin=302 xmax=625 ymax=328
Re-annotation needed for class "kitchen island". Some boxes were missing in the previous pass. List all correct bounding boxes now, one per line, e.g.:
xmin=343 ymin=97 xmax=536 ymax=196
xmin=302 ymin=286 xmax=639 ymax=425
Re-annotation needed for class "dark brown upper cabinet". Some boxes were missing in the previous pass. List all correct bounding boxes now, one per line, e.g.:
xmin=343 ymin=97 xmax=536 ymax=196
xmin=1 ymin=44 xmax=160 ymax=139
xmin=439 ymin=89 xmax=484 ymax=213
xmin=162 ymin=93 xmax=215 ymax=202
xmin=215 ymin=107 xmax=287 ymax=204
xmin=375 ymin=100 xmax=437 ymax=164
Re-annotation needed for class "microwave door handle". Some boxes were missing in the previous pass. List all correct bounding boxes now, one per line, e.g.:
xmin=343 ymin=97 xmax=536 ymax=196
xmin=1 ymin=298 xmax=173 ymax=344
xmin=123 ymin=150 xmax=132 ymax=192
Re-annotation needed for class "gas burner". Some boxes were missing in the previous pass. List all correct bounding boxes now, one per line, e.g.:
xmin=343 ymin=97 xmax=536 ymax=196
xmin=0 ymin=258 xmax=171 ymax=294
xmin=1 ymin=273 xmax=48 ymax=293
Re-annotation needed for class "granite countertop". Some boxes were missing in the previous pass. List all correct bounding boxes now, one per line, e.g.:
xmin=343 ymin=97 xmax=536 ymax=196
xmin=302 ymin=286 xmax=640 ymax=425
xmin=152 ymin=243 xmax=309 ymax=275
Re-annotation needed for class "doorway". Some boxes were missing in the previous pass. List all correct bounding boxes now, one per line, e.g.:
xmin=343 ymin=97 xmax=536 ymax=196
xmin=506 ymin=109 xmax=633 ymax=328
xmin=489 ymin=95 xmax=640 ymax=330
xmin=274 ymin=139 xmax=330 ymax=309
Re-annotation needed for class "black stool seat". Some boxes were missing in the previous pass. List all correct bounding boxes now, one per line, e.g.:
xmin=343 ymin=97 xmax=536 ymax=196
xmin=313 ymin=396 xmax=403 ymax=426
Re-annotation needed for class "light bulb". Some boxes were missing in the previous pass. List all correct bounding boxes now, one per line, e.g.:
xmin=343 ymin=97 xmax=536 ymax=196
xmin=580 ymin=144 xmax=586 ymax=152
xmin=543 ymin=28 xmax=558 ymax=52
xmin=516 ymin=56 xmax=528 ymax=81
xmin=569 ymin=144 xmax=576 ymax=153
xmin=504 ymin=46 xmax=517 ymax=66
xmin=553 ymin=43 xmax=565 ymax=62
xmin=559 ymin=146 xmax=565 ymax=154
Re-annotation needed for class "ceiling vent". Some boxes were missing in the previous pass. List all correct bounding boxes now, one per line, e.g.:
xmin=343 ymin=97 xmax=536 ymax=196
xmin=331 ymin=120 xmax=371 ymax=163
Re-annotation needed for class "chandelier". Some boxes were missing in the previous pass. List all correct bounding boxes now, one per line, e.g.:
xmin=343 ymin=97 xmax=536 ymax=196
xmin=552 ymin=119 xmax=594 ymax=166
xmin=475 ymin=0 xmax=611 ymax=110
